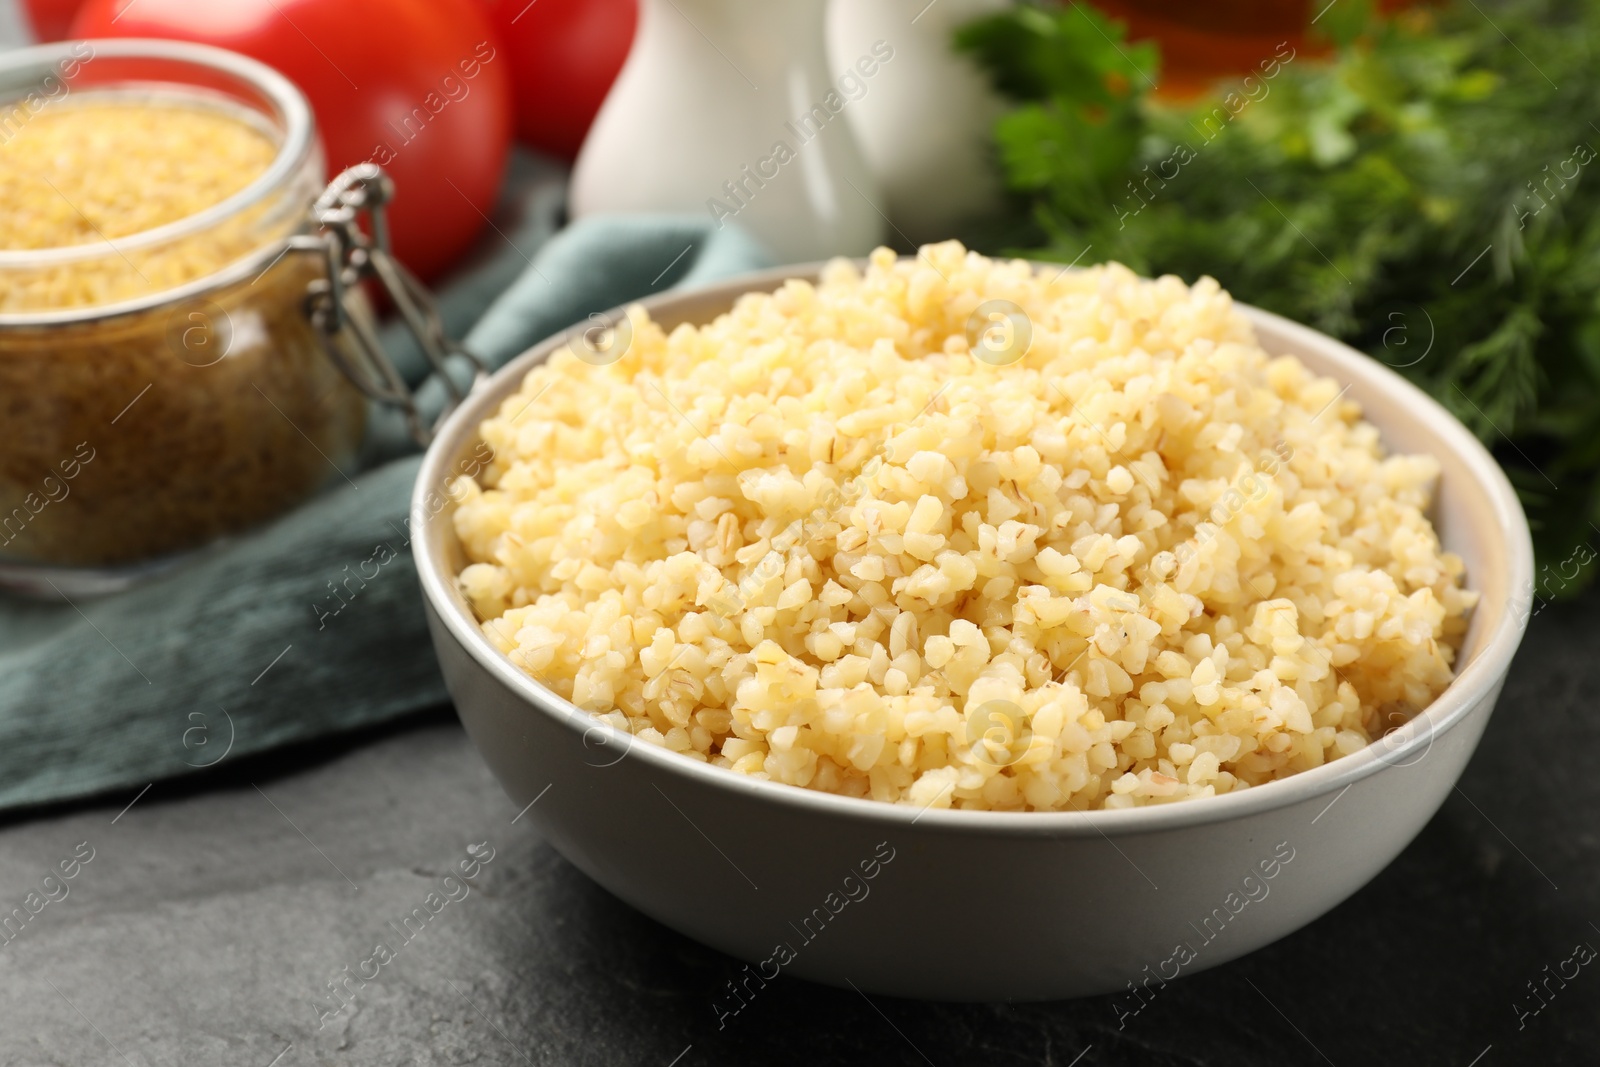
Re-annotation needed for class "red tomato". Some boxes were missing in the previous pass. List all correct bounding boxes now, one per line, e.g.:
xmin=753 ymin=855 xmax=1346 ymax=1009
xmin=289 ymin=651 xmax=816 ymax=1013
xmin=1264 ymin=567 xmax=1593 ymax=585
xmin=72 ymin=0 xmax=514 ymax=281
xmin=482 ymin=0 xmax=635 ymax=160
xmin=22 ymin=0 xmax=85 ymax=40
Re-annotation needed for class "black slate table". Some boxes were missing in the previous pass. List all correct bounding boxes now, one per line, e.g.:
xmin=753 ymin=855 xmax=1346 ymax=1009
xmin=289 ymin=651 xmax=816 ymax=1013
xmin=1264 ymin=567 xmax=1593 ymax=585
xmin=0 ymin=595 xmax=1595 ymax=1067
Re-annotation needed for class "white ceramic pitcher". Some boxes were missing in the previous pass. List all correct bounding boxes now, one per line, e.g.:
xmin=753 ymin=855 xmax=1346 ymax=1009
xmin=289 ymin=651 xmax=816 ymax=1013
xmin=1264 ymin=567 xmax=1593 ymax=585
xmin=570 ymin=0 xmax=887 ymax=262
xmin=828 ymin=0 xmax=1008 ymax=245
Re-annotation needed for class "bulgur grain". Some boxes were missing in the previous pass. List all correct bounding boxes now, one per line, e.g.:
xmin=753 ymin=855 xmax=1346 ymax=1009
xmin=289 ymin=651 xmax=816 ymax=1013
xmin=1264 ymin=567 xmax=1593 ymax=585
xmin=454 ymin=243 xmax=1477 ymax=811
xmin=0 ymin=97 xmax=283 ymax=312
xmin=0 ymin=95 xmax=365 ymax=568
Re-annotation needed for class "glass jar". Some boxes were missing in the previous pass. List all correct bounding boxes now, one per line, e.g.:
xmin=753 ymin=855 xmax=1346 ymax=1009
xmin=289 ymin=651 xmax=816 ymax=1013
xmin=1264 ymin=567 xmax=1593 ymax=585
xmin=0 ymin=40 xmax=477 ymax=596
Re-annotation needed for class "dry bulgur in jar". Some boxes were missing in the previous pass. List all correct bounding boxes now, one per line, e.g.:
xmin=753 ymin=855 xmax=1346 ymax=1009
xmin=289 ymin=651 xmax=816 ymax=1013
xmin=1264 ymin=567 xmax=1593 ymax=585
xmin=0 ymin=41 xmax=367 ymax=587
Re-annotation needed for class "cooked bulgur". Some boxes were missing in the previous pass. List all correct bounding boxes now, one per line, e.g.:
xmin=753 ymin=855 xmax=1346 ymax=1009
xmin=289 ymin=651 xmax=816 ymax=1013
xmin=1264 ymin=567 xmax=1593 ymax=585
xmin=452 ymin=243 xmax=1477 ymax=812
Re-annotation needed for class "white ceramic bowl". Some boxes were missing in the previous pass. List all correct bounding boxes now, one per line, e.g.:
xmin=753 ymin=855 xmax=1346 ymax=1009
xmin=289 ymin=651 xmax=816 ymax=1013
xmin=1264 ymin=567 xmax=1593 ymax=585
xmin=413 ymin=264 xmax=1533 ymax=1001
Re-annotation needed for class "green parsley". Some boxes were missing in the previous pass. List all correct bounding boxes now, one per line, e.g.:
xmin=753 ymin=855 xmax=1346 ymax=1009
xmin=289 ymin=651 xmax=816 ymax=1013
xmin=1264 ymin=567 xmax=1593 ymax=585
xmin=958 ymin=0 xmax=1600 ymax=598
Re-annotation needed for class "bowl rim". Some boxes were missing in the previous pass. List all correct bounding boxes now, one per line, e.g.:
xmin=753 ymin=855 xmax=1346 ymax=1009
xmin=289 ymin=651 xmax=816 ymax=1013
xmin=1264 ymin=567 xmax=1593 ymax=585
xmin=413 ymin=260 xmax=1534 ymax=838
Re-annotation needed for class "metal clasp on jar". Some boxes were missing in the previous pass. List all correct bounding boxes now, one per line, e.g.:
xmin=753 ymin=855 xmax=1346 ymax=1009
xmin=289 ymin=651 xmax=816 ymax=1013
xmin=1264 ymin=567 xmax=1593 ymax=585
xmin=294 ymin=165 xmax=488 ymax=446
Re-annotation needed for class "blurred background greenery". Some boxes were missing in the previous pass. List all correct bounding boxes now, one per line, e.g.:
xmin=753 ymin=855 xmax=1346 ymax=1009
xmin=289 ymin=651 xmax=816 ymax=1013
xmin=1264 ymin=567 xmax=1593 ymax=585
xmin=956 ymin=0 xmax=1600 ymax=601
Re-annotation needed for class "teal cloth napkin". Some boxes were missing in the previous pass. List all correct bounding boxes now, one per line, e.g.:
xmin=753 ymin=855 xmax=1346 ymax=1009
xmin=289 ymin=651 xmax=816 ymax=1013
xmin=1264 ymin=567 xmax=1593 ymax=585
xmin=0 ymin=159 xmax=771 ymax=813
